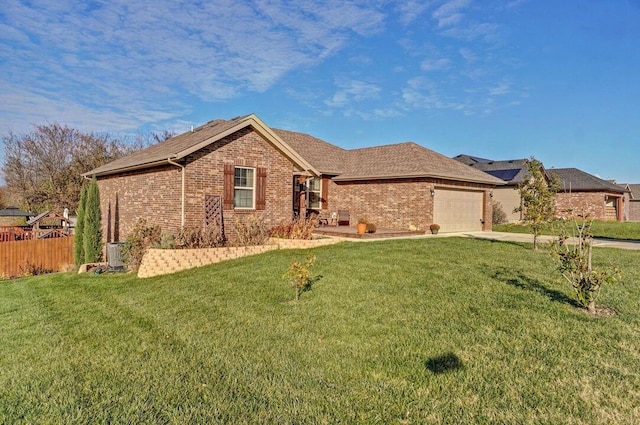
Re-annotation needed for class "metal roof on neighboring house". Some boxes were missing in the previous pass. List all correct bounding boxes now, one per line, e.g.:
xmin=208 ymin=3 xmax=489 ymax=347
xmin=550 ymin=168 xmax=627 ymax=193
xmin=453 ymin=156 xmax=531 ymax=184
xmin=452 ymin=154 xmax=494 ymax=166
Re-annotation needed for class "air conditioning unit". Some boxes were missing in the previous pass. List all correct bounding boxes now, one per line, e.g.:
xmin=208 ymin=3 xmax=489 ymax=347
xmin=106 ymin=243 xmax=125 ymax=271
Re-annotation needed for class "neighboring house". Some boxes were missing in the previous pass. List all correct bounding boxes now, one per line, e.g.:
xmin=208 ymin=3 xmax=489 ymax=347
xmin=618 ymin=183 xmax=640 ymax=221
xmin=549 ymin=168 xmax=627 ymax=221
xmin=453 ymin=155 xmax=542 ymax=223
xmin=0 ymin=206 xmax=33 ymax=226
xmin=27 ymin=211 xmax=72 ymax=239
xmin=84 ymin=114 xmax=503 ymax=241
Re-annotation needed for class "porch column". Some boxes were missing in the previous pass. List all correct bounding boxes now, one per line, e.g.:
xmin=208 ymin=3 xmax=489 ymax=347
xmin=618 ymin=196 xmax=624 ymax=222
xmin=298 ymin=175 xmax=308 ymax=218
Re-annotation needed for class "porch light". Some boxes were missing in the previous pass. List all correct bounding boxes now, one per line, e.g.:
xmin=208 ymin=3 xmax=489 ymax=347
xmin=430 ymin=188 xmax=435 ymax=197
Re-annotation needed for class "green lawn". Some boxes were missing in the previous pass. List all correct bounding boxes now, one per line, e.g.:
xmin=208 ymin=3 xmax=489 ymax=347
xmin=495 ymin=220 xmax=640 ymax=241
xmin=2 ymin=238 xmax=640 ymax=424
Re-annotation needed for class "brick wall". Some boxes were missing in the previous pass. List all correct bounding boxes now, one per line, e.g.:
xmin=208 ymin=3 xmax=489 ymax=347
xmin=98 ymin=128 xmax=302 ymax=243
xmin=182 ymin=128 xmax=301 ymax=235
xmin=328 ymin=177 xmax=493 ymax=232
xmin=98 ymin=165 xmax=181 ymax=243
xmin=555 ymin=192 xmax=608 ymax=220
xmin=628 ymin=201 xmax=640 ymax=221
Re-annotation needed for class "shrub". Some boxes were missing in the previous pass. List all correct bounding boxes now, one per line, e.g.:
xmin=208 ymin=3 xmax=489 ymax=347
xmin=365 ymin=222 xmax=377 ymax=233
xmin=159 ymin=232 xmax=176 ymax=249
xmin=175 ymin=225 xmax=226 ymax=249
xmin=19 ymin=261 xmax=52 ymax=277
xmin=492 ymin=200 xmax=507 ymax=225
xmin=122 ymin=218 xmax=162 ymax=271
xmin=233 ymin=214 xmax=270 ymax=246
xmin=430 ymin=223 xmax=440 ymax=231
xmin=74 ymin=183 xmax=87 ymax=267
xmin=550 ymin=214 xmax=619 ymax=315
xmin=283 ymin=254 xmax=316 ymax=301
xmin=83 ymin=178 xmax=102 ymax=263
xmin=270 ymin=216 xmax=317 ymax=240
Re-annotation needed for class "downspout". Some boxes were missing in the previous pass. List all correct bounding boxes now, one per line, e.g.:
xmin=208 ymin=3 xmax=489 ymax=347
xmin=167 ymin=158 xmax=185 ymax=227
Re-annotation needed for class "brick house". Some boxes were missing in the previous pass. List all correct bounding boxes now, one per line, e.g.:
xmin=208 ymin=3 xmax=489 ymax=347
xmin=453 ymin=155 xmax=545 ymax=223
xmin=549 ymin=168 xmax=627 ymax=221
xmin=618 ymin=183 xmax=640 ymax=221
xmin=84 ymin=114 xmax=503 ymax=242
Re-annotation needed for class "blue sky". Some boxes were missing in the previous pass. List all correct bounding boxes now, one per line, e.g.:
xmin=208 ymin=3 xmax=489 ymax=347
xmin=1 ymin=0 xmax=639 ymax=182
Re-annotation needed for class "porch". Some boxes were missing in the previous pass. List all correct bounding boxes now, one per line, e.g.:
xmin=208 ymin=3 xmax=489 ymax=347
xmin=313 ymin=225 xmax=425 ymax=239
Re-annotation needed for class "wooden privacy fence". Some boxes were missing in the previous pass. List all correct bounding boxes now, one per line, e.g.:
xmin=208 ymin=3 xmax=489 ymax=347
xmin=0 ymin=237 xmax=74 ymax=277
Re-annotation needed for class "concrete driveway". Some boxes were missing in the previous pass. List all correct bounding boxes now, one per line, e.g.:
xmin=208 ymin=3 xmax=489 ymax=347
xmin=462 ymin=231 xmax=640 ymax=251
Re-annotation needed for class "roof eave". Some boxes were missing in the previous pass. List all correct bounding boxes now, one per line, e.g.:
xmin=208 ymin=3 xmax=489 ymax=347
xmin=83 ymin=159 xmax=176 ymax=178
xmin=332 ymin=173 xmax=505 ymax=185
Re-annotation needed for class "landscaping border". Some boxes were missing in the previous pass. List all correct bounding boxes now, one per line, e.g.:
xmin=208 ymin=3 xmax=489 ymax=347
xmin=137 ymin=237 xmax=340 ymax=278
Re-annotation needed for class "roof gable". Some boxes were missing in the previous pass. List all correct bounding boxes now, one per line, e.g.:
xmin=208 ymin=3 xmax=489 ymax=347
xmin=623 ymin=183 xmax=640 ymax=199
xmin=85 ymin=114 xmax=318 ymax=177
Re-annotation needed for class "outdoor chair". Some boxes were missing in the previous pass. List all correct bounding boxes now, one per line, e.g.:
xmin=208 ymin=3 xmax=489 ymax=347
xmin=337 ymin=210 xmax=350 ymax=226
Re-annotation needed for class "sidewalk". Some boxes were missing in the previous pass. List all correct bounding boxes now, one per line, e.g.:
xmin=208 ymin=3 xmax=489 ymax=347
xmin=461 ymin=231 xmax=640 ymax=251
xmin=316 ymin=229 xmax=640 ymax=250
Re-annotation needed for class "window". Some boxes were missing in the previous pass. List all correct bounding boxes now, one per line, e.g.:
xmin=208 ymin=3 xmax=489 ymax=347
xmin=234 ymin=167 xmax=255 ymax=208
xmin=307 ymin=177 xmax=321 ymax=209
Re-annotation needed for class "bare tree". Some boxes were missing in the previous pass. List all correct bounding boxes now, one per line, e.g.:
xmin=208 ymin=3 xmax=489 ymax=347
xmin=2 ymin=123 xmax=142 ymax=213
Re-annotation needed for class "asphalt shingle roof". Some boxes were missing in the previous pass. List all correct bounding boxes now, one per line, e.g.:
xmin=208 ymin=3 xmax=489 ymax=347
xmin=550 ymin=168 xmax=626 ymax=193
xmin=86 ymin=116 xmax=250 ymax=176
xmin=85 ymin=115 xmax=503 ymax=185
xmin=273 ymin=129 xmax=345 ymax=175
xmin=334 ymin=142 xmax=503 ymax=184
xmin=623 ymin=184 xmax=640 ymax=200
xmin=0 ymin=206 xmax=32 ymax=217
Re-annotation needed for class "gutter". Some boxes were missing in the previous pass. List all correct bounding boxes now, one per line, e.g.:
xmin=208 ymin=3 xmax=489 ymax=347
xmin=167 ymin=158 xmax=185 ymax=227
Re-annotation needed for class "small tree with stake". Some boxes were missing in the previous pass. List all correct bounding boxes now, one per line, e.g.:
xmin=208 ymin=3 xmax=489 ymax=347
xmin=514 ymin=157 xmax=558 ymax=250
xmin=283 ymin=254 xmax=316 ymax=301
xmin=550 ymin=213 xmax=619 ymax=315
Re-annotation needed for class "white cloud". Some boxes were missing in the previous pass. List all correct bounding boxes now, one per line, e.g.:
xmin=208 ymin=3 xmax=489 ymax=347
xmin=441 ymin=22 xmax=499 ymax=41
xmin=459 ymin=47 xmax=479 ymax=63
xmin=397 ymin=0 xmax=436 ymax=25
xmin=489 ymin=80 xmax=512 ymax=96
xmin=420 ymin=57 xmax=452 ymax=71
xmin=0 ymin=0 xmax=386 ymax=132
xmin=432 ymin=0 xmax=471 ymax=27
xmin=325 ymin=80 xmax=381 ymax=108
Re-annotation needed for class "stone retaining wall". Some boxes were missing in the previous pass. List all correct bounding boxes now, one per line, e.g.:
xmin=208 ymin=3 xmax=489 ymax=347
xmin=138 ymin=237 xmax=340 ymax=278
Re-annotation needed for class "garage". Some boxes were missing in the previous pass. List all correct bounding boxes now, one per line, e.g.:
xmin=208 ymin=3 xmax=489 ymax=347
xmin=433 ymin=188 xmax=484 ymax=232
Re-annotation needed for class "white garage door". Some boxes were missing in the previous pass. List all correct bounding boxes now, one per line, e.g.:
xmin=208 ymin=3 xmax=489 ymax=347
xmin=433 ymin=189 xmax=484 ymax=232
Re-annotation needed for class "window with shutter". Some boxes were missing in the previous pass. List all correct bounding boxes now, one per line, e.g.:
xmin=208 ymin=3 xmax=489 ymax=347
xmin=256 ymin=167 xmax=266 ymax=210
xmin=233 ymin=167 xmax=255 ymax=209
xmin=223 ymin=164 xmax=234 ymax=210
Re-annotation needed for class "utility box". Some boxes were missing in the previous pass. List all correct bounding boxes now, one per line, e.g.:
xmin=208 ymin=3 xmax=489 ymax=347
xmin=106 ymin=242 xmax=125 ymax=271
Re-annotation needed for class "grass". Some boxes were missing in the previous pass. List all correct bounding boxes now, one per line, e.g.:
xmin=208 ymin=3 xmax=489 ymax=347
xmin=495 ymin=220 xmax=640 ymax=241
xmin=1 ymin=238 xmax=640 ymax=424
